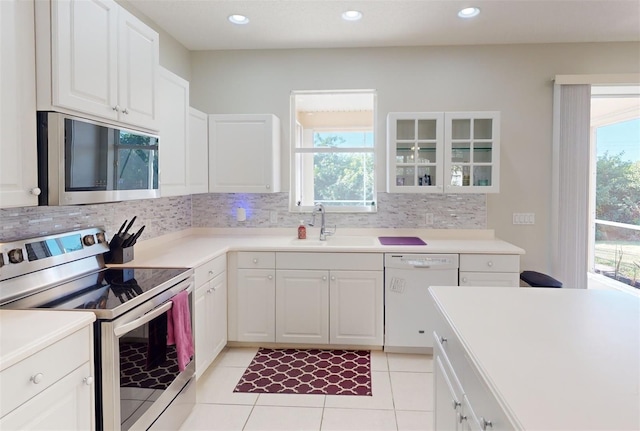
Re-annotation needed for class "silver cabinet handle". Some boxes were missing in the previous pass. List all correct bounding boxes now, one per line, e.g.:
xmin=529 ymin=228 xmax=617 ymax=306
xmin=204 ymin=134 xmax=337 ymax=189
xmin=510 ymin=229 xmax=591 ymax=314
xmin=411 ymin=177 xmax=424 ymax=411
xmin=266 ymin=184 xmax=270 ymax=189
xmin=487 ymin=261 xmax=494 ymax=267
xmin=330 ymin=276 xmax=335 ymax=281
xmin=30 ymin=187 xmax=41 ymax=196
xmin=268 ymin=275 xmax=273 ymax=280
xmin=207 ymin=288 xmax=213 ymax=294
xmin=83 ymin=376 xmax=94 ymax=386
xmin=461 ymin=277 xmax=468 ymax=283
xmin=322 ymin=276 xmax=327 ymax=281
xmin=452 ymin=400 xmax=461 ymax=410
xmin=253 ymin=258 xmax=258 ymax=264
xmin=112 ymin=105 xmax=120 ymax=112
xmin=480 ymin=417 xmax=493 ymax=430
xmin=208 ymin=270 xmax=214 ymax=276
xmin=440 ymin=336 xmax=447 ymax=344
xmin=31 ymin=373 xmax=44 ymax=384
xmin=122 ymin=107 xmax=129 ymax=114
xmin=457 ymin=413 xmax=467 ymax=424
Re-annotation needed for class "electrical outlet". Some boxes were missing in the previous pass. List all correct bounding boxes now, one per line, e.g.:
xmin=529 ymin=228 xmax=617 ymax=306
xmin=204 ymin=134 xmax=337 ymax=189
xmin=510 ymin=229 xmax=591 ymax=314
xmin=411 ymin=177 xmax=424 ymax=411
xmin=425 ymin=213 xmax=434 ymax=225
xmin=512 ymin=213 xmax=535 ymax=225
xmin=269 ymin=211 xmax=278 ymax=224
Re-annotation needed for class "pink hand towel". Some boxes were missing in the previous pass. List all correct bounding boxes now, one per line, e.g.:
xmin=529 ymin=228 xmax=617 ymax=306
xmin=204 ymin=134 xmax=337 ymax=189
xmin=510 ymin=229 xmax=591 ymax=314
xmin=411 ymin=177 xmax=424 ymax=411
xmin=167 ymin=290 xmax=194 ymax=372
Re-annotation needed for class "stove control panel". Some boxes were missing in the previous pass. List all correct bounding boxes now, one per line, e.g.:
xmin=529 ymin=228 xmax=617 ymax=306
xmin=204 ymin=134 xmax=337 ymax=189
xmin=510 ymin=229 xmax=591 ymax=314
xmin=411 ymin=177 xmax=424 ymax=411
xmin=0 ymin=227 xmax=109 ymax=283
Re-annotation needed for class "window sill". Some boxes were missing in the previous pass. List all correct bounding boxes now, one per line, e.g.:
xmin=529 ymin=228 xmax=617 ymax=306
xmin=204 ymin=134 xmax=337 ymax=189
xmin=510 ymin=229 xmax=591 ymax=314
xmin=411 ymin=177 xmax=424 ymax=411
xmin=588 ymin=272 xmax=640 ymax=298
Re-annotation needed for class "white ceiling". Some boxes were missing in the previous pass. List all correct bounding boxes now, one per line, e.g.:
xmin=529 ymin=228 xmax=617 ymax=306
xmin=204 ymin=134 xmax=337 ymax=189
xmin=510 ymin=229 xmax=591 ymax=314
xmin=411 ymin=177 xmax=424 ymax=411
xmin=126 ymin=0 xmax=640 ymax=51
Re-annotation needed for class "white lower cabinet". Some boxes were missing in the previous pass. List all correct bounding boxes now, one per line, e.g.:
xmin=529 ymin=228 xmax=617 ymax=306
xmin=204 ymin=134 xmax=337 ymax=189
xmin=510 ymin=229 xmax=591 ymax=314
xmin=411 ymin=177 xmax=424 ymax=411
xmin=194 ymin=255 xmax=227 ymax=378
xmin=0 ymin=326 xmax=95 ymax=430
xmin=228 ymin=252 xmax=276 ymax=343
xmin=330 ymin=270 xmax=383 ymax=345
xmin=0 ymin=363 xmax=93 ymax=431
xmin=459 ymin=254 xmax=520 ymax=287
xmin=276 ymin=270 xmax=329 ymax=344
xmin=276 ymin=252 xmax=383 ymax=347
xmin=433 ymin=317 xmax=514 ymax=430
xmin=230 ymin=251 xmax=383 ymax=347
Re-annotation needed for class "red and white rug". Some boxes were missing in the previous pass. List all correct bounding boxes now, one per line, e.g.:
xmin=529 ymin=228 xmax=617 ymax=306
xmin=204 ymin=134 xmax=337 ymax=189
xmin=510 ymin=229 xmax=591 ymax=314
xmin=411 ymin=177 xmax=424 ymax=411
xmin=233 ymin=348 xmax=372 ymax=396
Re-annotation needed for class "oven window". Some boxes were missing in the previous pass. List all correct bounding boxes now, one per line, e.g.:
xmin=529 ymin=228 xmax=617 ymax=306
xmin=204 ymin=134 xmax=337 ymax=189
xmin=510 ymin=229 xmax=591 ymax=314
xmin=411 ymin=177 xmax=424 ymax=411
xmin=118 ymin=299 xmax=189 ymax=430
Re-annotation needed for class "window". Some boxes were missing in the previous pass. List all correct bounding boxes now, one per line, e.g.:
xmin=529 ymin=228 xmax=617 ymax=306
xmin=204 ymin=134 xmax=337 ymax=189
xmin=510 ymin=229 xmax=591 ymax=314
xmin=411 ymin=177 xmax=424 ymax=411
xmin=290 ymin=90 xmax=377 ymax=212
xmin=590 ymin=86 xmax=640 ymax=290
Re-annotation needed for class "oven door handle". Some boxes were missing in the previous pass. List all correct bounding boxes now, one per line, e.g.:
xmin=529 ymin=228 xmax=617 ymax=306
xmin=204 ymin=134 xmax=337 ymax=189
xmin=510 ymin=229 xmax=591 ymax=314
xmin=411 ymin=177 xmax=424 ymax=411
xmin=113 ymin=284 xmax=192 ymax=338
xmin=114 ymin=301 xmax=172 ymax=337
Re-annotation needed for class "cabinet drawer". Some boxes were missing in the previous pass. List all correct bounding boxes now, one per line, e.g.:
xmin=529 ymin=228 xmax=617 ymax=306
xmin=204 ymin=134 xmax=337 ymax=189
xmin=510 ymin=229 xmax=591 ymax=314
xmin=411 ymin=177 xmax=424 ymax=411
xmin=463 ymin=360 xmax=514 ymax=430
xmin=237 ymin=252 xmax=275 ymax=269
xmin=459 ymin=254 xmax=519 ymax=273
xmin=459 ymin=272 xmax=520 ymax=287
xmin=433 ymin=321 xmax=467 ymax=381
xmin=195 ymin=254 xmax=226 ymax=285
xmin=0 ymin=326 xmax=91 ymax=417
xmin=276 ymin=252 xmax=382 ymax=270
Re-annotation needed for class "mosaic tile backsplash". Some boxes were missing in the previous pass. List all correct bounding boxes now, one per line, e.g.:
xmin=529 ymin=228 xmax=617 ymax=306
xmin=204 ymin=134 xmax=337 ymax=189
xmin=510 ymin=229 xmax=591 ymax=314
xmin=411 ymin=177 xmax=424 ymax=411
xmin=0 ymin=193 xmax=485 ymax=243
xmin=0 ymin=196 xmax=192 ymax=243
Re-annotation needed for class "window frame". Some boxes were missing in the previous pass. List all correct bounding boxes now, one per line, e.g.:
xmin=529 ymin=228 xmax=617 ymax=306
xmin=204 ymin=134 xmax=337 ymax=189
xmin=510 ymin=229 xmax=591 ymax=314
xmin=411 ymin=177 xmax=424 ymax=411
xmin=289 ymin=90 xmax=378 ymax=213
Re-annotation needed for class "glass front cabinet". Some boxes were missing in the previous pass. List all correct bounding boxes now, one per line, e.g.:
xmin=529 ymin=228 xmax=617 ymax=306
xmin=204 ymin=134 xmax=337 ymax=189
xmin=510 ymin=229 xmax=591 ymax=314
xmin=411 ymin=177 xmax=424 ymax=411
xmin=387 ymin=111 xmax=500 ymax=194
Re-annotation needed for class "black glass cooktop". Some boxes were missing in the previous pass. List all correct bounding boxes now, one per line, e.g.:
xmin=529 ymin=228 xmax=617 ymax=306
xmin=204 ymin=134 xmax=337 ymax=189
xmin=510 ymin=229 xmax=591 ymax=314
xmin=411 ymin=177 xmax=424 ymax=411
xmin=36 ymin=267 xmax=189 ymax=314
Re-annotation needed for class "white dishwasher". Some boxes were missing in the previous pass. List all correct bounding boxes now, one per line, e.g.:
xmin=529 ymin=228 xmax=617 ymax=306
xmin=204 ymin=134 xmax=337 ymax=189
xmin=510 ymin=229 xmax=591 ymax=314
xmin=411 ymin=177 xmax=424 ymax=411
xmin=384 ymin=253 xmax=459 ymax=353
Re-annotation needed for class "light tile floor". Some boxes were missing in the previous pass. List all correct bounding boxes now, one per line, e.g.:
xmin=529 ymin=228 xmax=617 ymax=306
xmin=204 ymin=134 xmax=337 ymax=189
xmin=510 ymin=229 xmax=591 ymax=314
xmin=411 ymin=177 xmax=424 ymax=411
xmin=180 ymin=347 xmax=435 ymax=431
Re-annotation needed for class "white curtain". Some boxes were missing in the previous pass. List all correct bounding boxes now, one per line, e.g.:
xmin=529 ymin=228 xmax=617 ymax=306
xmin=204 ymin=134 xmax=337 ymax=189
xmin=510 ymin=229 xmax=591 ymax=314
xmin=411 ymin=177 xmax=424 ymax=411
xmin=551 ymin=84 xmax=591 ymax=288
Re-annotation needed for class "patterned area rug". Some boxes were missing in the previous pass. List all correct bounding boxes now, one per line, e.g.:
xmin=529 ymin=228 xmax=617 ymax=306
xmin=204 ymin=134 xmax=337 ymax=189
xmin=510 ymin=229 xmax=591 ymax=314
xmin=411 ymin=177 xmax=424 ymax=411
xmin=234 ymin=348 xmax=372 ymax=396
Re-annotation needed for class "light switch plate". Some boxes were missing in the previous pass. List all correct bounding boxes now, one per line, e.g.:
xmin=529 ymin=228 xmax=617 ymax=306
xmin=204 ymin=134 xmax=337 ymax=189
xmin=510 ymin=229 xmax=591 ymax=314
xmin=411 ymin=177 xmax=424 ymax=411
xmin=513 ymin=213 xmax=535 ymax=225
xmin=269 ymin=211 xmax=278 ymax=224
xmin=425 ymin=213 xmax=434 ymax=225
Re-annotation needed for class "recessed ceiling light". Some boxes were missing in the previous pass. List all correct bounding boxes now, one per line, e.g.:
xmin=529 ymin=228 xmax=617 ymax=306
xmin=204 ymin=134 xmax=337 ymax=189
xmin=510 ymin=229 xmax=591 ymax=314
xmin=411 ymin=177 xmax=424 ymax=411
xmin=458 ymin=7 xmax=480 ymax=18
xmin=341 ymin=10 xmax=363 ymax=21
xmin=228 ymin=14 xmax=249 ymax=25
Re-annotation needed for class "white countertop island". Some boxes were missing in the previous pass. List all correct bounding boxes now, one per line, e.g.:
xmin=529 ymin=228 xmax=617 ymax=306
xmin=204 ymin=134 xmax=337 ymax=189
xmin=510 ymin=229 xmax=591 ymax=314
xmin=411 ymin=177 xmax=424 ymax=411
xmin=429 ymin=286 xmax=640 ymax=430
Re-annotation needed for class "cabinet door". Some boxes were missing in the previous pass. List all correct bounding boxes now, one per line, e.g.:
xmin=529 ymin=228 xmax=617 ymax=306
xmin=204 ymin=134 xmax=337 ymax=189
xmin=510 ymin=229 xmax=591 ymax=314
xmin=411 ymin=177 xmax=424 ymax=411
xmin=444 ymin=112 xmax=500 ymax=193
xmin=211 ymin=272 xmax=228 ymax=360
xmin=387 ymin=112 xmax=444 ymax=193
xmin=208 ymin=114 xmax=281 ymax=193
xmin=434 ymin=356 xmax=462 ymax=431
xmin=158 ymin=67 xmax=190 ymax=196
xmin=189 ymin=107 xmax=210 ymax=194
xmin=237 ymin=269 xmax=276 ymax=342
xmin=329 ymin=270 xmax=383 ymax=345
xmin=276 ymin=270 xmax=329 ymax=344
xmin=194 ymin=283 xmax=212 ymax=379
xmin=0 ymin=0 xmax=39 ymax=208
xmin=0 ymin=363 xmax=94 ymax=430
xmin=52 ymin=0 xmax=119 ymax=120
xmin=117 ymin=7 xmax=158 ymax=130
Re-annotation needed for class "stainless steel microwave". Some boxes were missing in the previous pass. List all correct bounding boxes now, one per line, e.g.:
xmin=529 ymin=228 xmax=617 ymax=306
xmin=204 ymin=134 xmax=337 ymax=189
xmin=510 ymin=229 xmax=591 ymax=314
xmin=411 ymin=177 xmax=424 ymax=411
xmin=37 ymin=112 xmax=160 ymax=205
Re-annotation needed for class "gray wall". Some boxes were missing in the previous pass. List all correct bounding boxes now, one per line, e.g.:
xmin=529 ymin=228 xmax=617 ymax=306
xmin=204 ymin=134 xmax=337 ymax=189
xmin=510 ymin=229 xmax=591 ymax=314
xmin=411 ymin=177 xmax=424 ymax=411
xmin=189 ymin=42 xmax=640 ymax=273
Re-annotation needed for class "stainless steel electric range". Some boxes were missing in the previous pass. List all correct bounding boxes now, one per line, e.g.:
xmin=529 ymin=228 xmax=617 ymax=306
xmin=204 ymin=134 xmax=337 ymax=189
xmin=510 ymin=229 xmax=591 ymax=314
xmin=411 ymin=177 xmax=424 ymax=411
xmin=0 ymin=228 xmax=196 ymax=431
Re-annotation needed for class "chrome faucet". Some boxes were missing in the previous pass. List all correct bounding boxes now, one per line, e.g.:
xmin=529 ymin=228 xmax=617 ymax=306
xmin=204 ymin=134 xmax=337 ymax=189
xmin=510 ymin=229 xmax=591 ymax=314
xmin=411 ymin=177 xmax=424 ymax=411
xmin=309 ymin=203 xmax=335 ymax=241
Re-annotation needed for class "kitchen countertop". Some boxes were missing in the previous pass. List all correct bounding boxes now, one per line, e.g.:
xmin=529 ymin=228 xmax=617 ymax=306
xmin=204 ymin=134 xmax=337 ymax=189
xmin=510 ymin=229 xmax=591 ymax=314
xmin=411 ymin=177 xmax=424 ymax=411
xmin=113 ymin=228 xmax=525 ymax=268
xmin=0 ymin=310 xmax=95 ymax=371
xmin=429 ymin=286 xmax=640 ymax=430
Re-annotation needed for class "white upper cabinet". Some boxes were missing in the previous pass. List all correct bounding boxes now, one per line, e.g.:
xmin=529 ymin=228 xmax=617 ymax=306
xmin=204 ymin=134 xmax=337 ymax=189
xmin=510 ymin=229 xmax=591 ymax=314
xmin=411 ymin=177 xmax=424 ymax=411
xmin=387 ymin=111 xmax=500 ymax=193
xmin=189 ymin=107 xmax=210 ymax=195
xmin=387 ymin=112 xmax=445 ymax=193
xmin=158 ymin=67 xmax=190 ymax=197
xmin=208 ymin=114 xmax=281 ymax=193
xmin=444 ymin=112 xmax=500 ymax=193
xmin=36 ymin=0 xmax=158 ymax=131
xmin=0 ymin=0 xmax=39 ymax=208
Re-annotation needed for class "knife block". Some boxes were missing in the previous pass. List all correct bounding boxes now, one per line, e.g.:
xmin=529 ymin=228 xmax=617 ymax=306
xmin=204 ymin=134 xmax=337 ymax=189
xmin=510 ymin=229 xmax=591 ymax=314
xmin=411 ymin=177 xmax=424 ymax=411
xmin=107 ymin=246 xmax=134 ymax=264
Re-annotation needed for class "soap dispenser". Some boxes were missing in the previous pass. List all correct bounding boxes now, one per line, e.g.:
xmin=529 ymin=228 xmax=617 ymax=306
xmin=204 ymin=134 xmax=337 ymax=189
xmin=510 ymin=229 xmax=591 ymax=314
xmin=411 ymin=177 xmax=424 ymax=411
xmin=297 ymin=220 xmax=307 ymax=239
